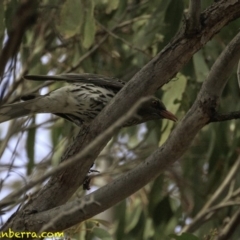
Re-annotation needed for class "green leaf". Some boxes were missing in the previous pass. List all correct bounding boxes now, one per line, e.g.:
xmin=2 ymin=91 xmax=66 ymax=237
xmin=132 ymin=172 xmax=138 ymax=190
xmin=193 ymin=49 xmax=209 ymax=82
xmin=162 ymin=0 xmax=184 ymax=46
xmin=56 ymin=0 xmax=83 ymax=38
xmin=125 ymin=199 xmax=142 ymax=232
xmin=106 ymin=0 xmax=119 ymax=14
xmin=83 ymin=0 xmax=96 ymax=49
xmin=108 ymin=0 xmax=128 ymax=28
xmin=91 ymin=218 xmax=112 ymax=228
xmin=143 ymin=218 xmax=154 ymax=239
xmin=160 ymin=73 xmax=187 ymax=145
xmin=51 ymin=125 xmax=62 ymax=148
xmin=133 ymin=1 xmax=170 ymax=49
xmin=115 ymin=200 xmax=127 ymax=240
xmin=92 ymin=227 xmax=113 ymax=240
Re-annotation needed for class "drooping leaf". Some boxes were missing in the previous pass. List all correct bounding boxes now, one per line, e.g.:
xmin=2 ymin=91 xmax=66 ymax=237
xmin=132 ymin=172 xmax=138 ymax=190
xmin=92 ymin=227 xmax=113 ymax=240
xmin=125 ymin=199 xmax=142 ymax=232
xmin=83 ymin=0 xmax=96 ymax=49
xmin=56 ymin=0 xmax=83 ymax=38
xmin=160 ymin=73 xmax=187 ymax=145
xmin=106 ymin=0 xmax=119 ymax=14
xmin=193 ymin=49 xmax=209 ymax=82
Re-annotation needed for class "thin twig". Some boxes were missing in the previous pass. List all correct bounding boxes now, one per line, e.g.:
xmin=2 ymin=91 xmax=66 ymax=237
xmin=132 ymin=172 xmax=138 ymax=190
xmin=218 ymin=208 xmax=240 ymax=240
xmin=181 ymin=156 xmax=240 ymax=232
xmin=66 ymin=35 xmax=109 ymax=73
xmin=97 ymin=21 xmax=150 ymax=58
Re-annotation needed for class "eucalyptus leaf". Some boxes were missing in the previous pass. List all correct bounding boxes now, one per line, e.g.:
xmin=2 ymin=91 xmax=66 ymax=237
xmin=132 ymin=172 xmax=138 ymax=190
xmin=160 ymin=73 xmax=187 ymax=145
xmin=83 ymin=0 xmax=96 ymax=49
xmin=193 ymin=49 xmax=209 ymax=82
xmin=56 ymin=0 xmax=83 ymax=38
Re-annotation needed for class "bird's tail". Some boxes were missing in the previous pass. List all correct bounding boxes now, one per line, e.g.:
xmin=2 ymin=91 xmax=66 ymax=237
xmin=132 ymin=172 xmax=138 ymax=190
xmin=0 ymin=100 xmax=38 ymax=123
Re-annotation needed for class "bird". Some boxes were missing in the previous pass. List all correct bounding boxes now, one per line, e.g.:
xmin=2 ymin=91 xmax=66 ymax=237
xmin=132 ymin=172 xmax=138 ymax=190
xmin=0 ymin=73 xmax=177 ymax=126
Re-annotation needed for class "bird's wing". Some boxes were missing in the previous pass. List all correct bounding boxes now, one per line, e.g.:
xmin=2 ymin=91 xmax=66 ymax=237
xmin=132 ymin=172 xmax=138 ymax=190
xmin=24 ymin=73 xmax=124 ymax=90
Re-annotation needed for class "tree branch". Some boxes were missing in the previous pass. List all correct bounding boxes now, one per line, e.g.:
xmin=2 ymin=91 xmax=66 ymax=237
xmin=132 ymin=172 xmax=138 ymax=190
xmin=181 ymin=155 xmax=240 ymax=233
xmin=186 ymin=0 xmax=202 ymax=34
xmin=218 ymin=208 xmax=240 ymax=240
xmin=210 ymin=111 xmax=240 ymax=122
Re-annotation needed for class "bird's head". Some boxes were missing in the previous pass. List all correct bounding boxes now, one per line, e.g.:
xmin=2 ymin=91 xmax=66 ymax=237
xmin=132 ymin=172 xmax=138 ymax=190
xmin=136 ymin=98 xmax=178 ymax=123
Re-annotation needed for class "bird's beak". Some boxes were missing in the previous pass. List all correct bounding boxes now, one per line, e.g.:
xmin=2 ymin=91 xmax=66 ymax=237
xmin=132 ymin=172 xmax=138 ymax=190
xmin=160 ymin=110 xmax=178 ymax=122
